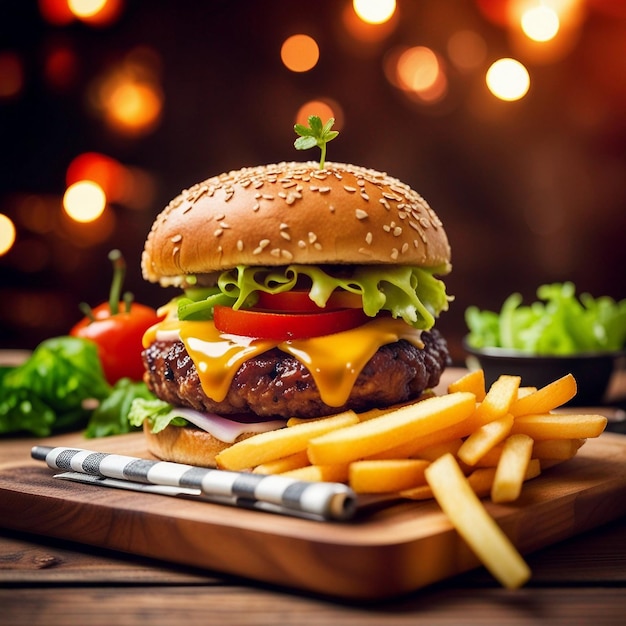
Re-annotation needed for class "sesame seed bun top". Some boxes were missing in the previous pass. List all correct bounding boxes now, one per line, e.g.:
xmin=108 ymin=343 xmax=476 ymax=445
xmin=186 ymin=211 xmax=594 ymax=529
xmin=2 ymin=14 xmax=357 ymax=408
xmin=141 ymin=161 xmax=451 ymax=285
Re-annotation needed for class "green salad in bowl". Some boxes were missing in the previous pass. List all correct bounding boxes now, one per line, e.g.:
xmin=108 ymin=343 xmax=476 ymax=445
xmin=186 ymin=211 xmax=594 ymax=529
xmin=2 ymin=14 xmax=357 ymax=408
xmin=464 ymin=283 xmax=626 ymax=405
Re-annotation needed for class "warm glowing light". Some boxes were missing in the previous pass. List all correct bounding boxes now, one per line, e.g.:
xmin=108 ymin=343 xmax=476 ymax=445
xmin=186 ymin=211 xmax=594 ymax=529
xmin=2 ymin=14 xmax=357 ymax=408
xmin=281 ymin=34 xmax=319 ymax=72
xmin=521 ymin=5 xmax=560 ymax=41
xmin=0 ymin=214 xmax=16 ymax=255
xmin=397 ymin=47 xmax=439 ymax=91
xmin=66 ymin=152 xmax=123 ymax=199
xmin=447 ymin=30 xmax=488 ymax=71
xmin=63 ymin=181 xmax=107 ymax=223
xmin=106 ymin=81 xmax=161 ymax=133
xmin=68 ymin=0 xmax=124 ymax=26
xmin=486 ymin=58 xmax=530 ymax=101
xmin=353 ymin=0 xmax=396 ymax=24
xmin=39 ymin=0 xmax=75 ymax=25
xmin=68 ymin=0 xmax=107 ymax=18
xmin=44 ymin=44 xmax=78 ymax=90
xmin=92 ymin=49 xmax=163 ymax=136
xmin=295 ymin=99 xmax=343 ymax=131
xmin=0 ymin=52 xmax=24 ymax=99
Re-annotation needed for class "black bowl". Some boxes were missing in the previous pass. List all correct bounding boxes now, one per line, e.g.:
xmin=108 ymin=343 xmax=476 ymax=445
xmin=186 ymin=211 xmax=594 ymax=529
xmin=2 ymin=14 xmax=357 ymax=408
xmin=464 ymin=341 xmax=626 ymax=406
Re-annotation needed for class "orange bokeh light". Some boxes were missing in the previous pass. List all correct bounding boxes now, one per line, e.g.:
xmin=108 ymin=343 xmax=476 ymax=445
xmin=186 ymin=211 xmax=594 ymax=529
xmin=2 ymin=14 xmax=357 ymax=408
xmin=294 ymin=99 xmax=343 ymax=131
xmin=281 ymin=34 xmax=320 ymax=73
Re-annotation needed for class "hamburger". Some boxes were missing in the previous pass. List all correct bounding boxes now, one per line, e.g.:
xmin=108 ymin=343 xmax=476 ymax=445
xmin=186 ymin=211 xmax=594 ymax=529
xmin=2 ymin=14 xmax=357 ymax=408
xmin=131 ymin=160 xmax=452 ymax=467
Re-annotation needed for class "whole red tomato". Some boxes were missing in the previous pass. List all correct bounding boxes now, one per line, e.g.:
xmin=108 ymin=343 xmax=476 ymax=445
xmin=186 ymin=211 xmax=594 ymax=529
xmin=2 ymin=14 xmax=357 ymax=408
xmin=70 ymin=250 xmax=162 ymax=385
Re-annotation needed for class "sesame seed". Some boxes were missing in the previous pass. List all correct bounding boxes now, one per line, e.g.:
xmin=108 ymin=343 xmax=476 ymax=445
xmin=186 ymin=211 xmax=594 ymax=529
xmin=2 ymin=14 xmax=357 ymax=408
xmin=270 ymin=248 xmax=281 ymax=257
xmin=216 ymin=213 xmax=225 ymax=221
xmin=319 ymin=186 xmax=331 ymax=193
xmin=259 ymin=239 xmax=270 ymax=249
xmin=401 ymin=242 xmax=409 ymax=253
xmin=252 ymin=202 xmax=260 ymax=212
xmin=281 ymin=249 xmax=294 ymax=260
xmin=379 ymin=198 xmax=391 ymax=210
xmin=365 ymin=232 xmax=373 ymax=245
xmin=344 ymin=185 xmax=357 ymax=193
xmin=280 ymin=231 xmax=291 ymax=241
xmin=360 ymin=192 xmax=370 ymax=201
xmin=298 ymin=240 xmax=306 ymax=248
xmin=262 ymin=194 xmax=274 ymax=200
xmin=308 ymin=232 xmax=317 ymax=243
xmin=356 ymin=209 xmax=368 ymax=220
xmin=390 ymin=248 xmax=399 ymax=260
xmin=237 ymin=240 xmax=244 ymax=251
xmin=314 ymin=242 xmax=322 ymax=250
xmin=393 ymin=226 xmax=402 ymax=236
xmin=214 ymin=228 xmax=223 ymax=237
xmin=170 ymin=234 xmax=182 ymax=243
xmin=383 ymin=225 xmax=391 ymax=233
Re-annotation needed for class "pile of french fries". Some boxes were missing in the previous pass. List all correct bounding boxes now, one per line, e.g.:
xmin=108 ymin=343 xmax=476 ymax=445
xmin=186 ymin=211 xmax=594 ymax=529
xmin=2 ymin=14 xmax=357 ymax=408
xmin=215 ymin=370 xmax=607 ymax=589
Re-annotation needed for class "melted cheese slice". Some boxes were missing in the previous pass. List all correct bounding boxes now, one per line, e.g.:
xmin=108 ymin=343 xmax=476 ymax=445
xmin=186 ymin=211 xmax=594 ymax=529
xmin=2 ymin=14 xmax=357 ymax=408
xmin=144 ymin=317 xmax=424 ymax=408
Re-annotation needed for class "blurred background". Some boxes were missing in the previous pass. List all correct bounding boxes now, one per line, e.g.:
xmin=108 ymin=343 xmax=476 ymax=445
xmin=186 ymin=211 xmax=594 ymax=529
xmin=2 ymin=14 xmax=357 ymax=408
xmin=1 ymin=0 xmax=625 ymax=363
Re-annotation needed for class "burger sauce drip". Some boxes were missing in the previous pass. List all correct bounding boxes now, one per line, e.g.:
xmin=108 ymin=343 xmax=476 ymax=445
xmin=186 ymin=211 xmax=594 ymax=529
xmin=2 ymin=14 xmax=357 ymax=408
xmin=144 ymin=318 xmax=424 ymax=408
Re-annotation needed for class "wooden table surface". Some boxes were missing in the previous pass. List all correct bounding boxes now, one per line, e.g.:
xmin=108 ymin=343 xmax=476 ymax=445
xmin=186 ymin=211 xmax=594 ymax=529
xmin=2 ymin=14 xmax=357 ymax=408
xmin=2 ymin=367 xmax=626 ymax=625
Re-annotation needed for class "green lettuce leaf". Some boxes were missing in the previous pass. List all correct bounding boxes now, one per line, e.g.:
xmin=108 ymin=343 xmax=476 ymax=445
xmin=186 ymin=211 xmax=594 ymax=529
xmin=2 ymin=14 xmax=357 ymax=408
xmin=178 ymin=264 xmax=451 ymax=330
xmin=85 ymin=379 xmax=155 ymax=438
xmin=465 ymin=282 xmax=626 ymax=355
xmin=128 ymin=397 xmax=188 ymax=433
xmin=1 ymin=336 xmax=113 ymax=436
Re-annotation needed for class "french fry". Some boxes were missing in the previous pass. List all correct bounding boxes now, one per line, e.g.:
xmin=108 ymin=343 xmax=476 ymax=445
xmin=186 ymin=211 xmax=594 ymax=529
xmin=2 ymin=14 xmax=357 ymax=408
xmin=425 ymin=453 xmax=531 ymax=589
xmin=457 ymin=414 xmax=514 ymax=466
xmin=349 ymin=459 xmax=429 ymax=493
xmin=414 ymin=438 xmax=464 ymax=462
xmin=510 ymin=414 xmax=607 ymax=440
xmin=472 ymin=444 xmax=503 ymax=468
xmin=472 ymin=375 xmax=521 ymax=424
xmin=252 ymin=450 xmax=310 ymax=474
xmin=491 ymin=434 xmax=534 ymax=503
xmin=531 ymin=438 xmax=586 ymax=461
xmin=216 ymin=411 xmax=359 ymax=470
xmin=469 ymin=459 xmax=541 ymax=498
xmin=400 ymin=484 xmax=434 ymax=500
xmin=307 ymin=392 xmax=476 ymax=466
xmin=448 ymin=368 xmax=486 ymax=401
xmin=508 ymin=373 xmax=577 ymax=417
xmin=279 ymin=464 xmax=350 ymax=483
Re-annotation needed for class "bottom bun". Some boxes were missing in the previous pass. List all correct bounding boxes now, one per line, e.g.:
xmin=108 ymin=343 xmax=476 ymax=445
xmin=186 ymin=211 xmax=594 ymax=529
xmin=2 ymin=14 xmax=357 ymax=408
xmin=143 ymin=422 xmax=257 ymax=468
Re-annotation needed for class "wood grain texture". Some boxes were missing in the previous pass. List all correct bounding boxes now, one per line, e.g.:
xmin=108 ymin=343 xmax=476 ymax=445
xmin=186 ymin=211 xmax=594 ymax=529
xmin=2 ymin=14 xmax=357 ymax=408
xmin=1 ymin=429 xmax=626 ymax=599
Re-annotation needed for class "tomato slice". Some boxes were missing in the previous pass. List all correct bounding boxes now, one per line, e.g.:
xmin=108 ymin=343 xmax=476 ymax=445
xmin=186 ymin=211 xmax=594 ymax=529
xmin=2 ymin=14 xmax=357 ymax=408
xmin=213 ymin=305 xmax=368 ymax=340
xmin=255 ymin=290 xmax=362 ymax=312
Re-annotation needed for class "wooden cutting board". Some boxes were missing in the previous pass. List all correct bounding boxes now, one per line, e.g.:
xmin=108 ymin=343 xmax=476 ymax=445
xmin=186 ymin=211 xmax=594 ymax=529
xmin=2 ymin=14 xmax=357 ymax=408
xmin=1 ymin=430 xmax=625 ymax=599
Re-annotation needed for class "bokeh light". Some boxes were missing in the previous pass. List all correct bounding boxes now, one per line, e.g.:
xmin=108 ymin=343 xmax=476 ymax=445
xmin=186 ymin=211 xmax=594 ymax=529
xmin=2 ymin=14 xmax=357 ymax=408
xmin=0 ymin=214 xmax=17 ymax=255
xmin=486 ymin=58 xmax=530 ymax=101
xmin=38 ymin=0 xmax=75 ymax=25
xmin=281 ymin=34 xmax=320 ymax=72
xmin=62 ymin=180 xmax=107 ymax=223
xmin=447 ymin=30 xmax=488 ymax=72
xmin=521 ymin=4 xmax=560 ymax=41
xmin=295 ymin=99 xmax=343 ymax=131
xmin=68 ymin=0 xmax=124 ymax=26
xmin=386 ymin=46 xmax=448 ymax=104
xmin=353 ymin=0 xmax=396 ymax=24
xmin=90 ymin=48 xmax=163 ymax=136
xmin=0 ymin=52 xmax=24 ymax=99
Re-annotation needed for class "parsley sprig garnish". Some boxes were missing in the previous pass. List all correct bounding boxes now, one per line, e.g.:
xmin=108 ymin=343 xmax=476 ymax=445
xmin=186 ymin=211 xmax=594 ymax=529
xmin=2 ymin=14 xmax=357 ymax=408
xmin=293 ymin=115 xmax=339 ymax=169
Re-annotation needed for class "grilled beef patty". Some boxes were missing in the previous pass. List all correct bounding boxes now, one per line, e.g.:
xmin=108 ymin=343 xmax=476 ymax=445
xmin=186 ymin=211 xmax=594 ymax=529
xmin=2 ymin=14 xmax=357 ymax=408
xmin=142 ymin=329 xmax=449 ymax=419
